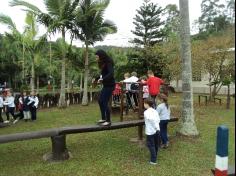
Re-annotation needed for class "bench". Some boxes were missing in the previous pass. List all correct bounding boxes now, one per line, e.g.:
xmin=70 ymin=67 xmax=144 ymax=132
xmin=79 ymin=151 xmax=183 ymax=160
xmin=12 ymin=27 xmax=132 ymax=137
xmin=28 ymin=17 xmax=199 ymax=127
xmin=214 ymin=97 xmax=222 ymax=105
xmin=198 ymin=95 xmax=208 ymax=106
xmin=0 ymin=120 xmax=144 ymax=161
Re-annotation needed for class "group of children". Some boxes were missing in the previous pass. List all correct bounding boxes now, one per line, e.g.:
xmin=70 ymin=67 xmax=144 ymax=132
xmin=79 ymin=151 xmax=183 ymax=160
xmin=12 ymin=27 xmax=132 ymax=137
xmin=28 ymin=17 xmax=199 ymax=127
xmin=112 ymin=70 xmax=164 ymax=109
xmin=144 ymin=94 xmax=171 ymax=165
xmin=0 ymin=90 xmax=39 ymax=124
xmin=113 ymin=70 xmax=170 ymax=165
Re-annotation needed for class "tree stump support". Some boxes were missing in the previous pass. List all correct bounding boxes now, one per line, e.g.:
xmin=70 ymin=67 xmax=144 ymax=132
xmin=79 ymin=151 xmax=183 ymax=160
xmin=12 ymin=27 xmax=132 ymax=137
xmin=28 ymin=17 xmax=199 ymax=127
xmin=44 ymin=135 xmax=70 ymax=162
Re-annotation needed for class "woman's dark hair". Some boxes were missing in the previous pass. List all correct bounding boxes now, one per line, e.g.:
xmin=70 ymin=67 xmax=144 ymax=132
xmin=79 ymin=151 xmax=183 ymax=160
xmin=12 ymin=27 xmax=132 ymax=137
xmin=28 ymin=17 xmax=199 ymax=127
xmin=95 ymin=49 xmax=114 ymax=69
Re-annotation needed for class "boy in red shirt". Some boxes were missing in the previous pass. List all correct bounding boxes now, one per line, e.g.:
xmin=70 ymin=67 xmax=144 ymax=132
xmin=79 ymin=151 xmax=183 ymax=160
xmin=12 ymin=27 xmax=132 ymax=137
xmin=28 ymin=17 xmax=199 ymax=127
xmin=142 ymin=70 xmax=164 ymax=108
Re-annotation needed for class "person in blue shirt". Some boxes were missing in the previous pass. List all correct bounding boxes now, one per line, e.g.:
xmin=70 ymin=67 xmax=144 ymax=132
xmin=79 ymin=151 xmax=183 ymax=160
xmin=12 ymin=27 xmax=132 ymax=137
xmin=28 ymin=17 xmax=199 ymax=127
xmin=156 ymin=94 xmax=171 ymax=149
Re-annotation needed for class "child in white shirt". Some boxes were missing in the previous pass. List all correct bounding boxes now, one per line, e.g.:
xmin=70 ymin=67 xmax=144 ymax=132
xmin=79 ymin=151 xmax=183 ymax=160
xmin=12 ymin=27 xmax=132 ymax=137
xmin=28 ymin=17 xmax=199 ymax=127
xmin=3 ymin=91 xmax=16 ymax=123
xmin=156 ymin=94 xmax=171 ymax=148
xmin=28 ymin=91 xmax=39 ymax=121
xmin=144 ymin=98 xmax=160 ymax=165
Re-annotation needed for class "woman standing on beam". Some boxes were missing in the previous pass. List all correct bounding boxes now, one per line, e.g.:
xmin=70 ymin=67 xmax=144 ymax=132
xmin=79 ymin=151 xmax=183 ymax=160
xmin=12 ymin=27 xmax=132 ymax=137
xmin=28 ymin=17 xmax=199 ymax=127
xmin=95 ymin=50 xmax=115 ymax=126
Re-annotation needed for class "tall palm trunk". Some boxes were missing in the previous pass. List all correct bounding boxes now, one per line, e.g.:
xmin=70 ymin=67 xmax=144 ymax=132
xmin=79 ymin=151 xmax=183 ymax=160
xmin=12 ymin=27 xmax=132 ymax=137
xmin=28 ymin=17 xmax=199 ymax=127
xmin=22 ymin=41 xmax=25 ymax=82
xmin=36 ymin=76 xmax=39 ymax=94
xmin=58 ymin=29 xmax=67 ymax=108
xmin=178 ymin=0 xmax=198 ymax=136
xmin=30 ymin=57 xmax=35 ymax=92
xmin=82 ymin=42 xmax=89 ymax=106
xmin=80 ymin=73 xmax=83 ymax=91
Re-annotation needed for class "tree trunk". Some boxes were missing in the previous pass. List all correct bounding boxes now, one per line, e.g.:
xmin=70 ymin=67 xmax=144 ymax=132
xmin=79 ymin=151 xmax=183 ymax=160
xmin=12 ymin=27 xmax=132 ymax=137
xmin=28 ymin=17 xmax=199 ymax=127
xmin=30 ymin=57 xmax=35 ymax=92
xmin=82 ymin=43 xmax=89 ymax=106
xmin=22 ymin=41 xmax=25 ymax=81
xmin=80 ymin=73 xmax=83 ymax=91
xmin=209 ymin=74 xmax=212 ymax=101
xmin=58 ymin=57 xmax=66 ymax=108
xmin=58 ymin=30 xmax=67 ymax=108
xmin=36 ymin=76 xmax=39 ymax=94
xmin=49 ymin=40 xmax=52 ymax=76
xmin=176 ymin=78 xmax=179 ymax=91
xmin=178 ymin=0 xmax=198 ymax=136
xmin=211 ymin=84 xmax=218 ymax=100
xmin=226 ymin=84 xmax=230 ymax=109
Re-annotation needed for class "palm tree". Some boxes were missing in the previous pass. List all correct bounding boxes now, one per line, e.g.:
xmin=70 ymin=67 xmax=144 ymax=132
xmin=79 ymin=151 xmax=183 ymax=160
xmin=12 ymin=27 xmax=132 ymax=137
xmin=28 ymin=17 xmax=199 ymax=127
xmin=0 ymin=14 xmax=26 ymax=81
xmin=52 ymin=39 xmax=70 ymax=80
xmin=72 ymin=0 xmax=117 ymax=105
xmin=23 ymin=12 xmax=47 ymax=92
xmin=10 ymin=0 xmax=80 ymax=108
xmin=178 ymin=0 xmax=198 ymax=136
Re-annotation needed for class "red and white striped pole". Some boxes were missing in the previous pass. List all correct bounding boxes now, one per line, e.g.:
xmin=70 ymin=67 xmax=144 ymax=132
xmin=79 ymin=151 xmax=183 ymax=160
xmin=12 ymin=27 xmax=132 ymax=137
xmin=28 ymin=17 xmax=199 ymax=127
xmin=214 ymin=126 xmax=229 ymax=176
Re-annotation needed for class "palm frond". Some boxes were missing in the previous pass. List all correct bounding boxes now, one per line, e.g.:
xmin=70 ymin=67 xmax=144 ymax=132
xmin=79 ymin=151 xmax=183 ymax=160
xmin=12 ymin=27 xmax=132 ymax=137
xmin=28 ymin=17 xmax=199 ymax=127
xmin=9 ymin=0 xmax=42 ymax=14
xmin=97 ymin=20 xmax=117 ymax=35
xmin=38 ymin=13 xmax=54 ymax=28
xmin=0 ymin=14 xmax=17 ymax=30
xmin=53 ymin=38 xmax=70 ymax=59
xmin=25 ymin=12 xmax=38 ymax=38
xmin=34 ymin=35 xmax=47 ymax=51
xmin=73 ymin=0 xmax=117 ymax=45
xmin=44 ymin=0 xmax=65 ymax=17
xmin=91 ymin=0 xmax=110 ymax=11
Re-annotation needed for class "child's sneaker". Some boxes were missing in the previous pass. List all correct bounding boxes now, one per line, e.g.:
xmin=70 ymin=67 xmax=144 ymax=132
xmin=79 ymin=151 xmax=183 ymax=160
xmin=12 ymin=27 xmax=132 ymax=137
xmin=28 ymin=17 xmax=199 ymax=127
xmin=97 ymin=119 xmax=106 ymax=123
xmin=4 ymin=120 xmax=10 ymax=123
xmin=149 ymin=161 xmax=157 ymax=165
xmin=13 ymin=119 xmax=19 ymax=124
xmin=100 ymin=121 xmax=111 ymax=126
xmin=161 ymin=143 xmax=169 ymax=149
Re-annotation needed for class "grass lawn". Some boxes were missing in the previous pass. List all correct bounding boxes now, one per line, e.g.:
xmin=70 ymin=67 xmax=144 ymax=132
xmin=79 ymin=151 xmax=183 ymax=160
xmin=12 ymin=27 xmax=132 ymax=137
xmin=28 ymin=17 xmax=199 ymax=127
xmin=0 ymin=93 xmax=235 ymax=176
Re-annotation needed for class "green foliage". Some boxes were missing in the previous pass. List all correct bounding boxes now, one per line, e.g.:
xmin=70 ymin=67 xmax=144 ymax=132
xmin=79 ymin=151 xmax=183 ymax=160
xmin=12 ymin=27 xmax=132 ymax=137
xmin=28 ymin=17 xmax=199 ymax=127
xmin=0 ymin=14 xmax=17 ymax=30
xmin=0 ymin=19 xmax=23 ymax=88
xmin=194 ymin=0 xmax=234 ymax=39
xmin=191 ymin=27 xmax=234 ymax=98
xmin=127 ymin=1 xmax=180 ymax=80
xmin=10 ymin=0 xmax=80 ymax=36
xmin=162 ymin=4 xmax=180 ymax=41
xmin=226 ymin=0 xmax=235 ymax=23
xmin=73 ymin=0 xmax=117 ymax=45
xmin=20 ymin=84 xmax=30 ymax=92
xmin=131 ymin=0 xmax=165 ymax=47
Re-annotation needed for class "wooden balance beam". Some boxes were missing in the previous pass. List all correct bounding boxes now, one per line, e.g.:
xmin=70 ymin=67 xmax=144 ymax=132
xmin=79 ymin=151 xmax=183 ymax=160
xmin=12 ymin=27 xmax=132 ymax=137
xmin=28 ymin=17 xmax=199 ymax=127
xmin=58 ymin=120 xmax=144 ymax=135
xmin=0 ymin=118 xmax=179 ymax=162
xmin=0 ymin=120 xmax=145 ymax=161
xmin=0 ymin=128 xmax=59 ymax=144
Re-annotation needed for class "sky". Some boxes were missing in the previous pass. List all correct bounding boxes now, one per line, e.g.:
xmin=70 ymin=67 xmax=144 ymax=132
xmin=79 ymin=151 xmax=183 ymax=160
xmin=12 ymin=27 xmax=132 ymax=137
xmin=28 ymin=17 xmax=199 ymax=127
xmin=0 ymin=0 xmax=203 ymax=47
